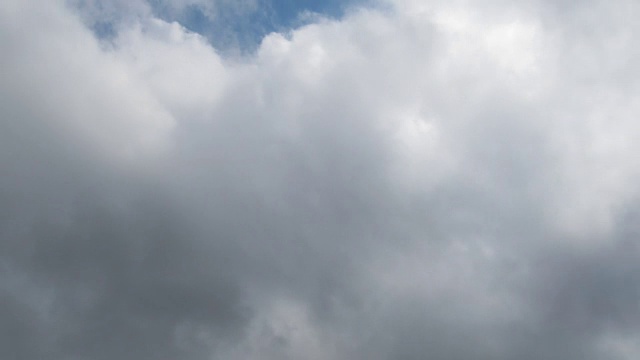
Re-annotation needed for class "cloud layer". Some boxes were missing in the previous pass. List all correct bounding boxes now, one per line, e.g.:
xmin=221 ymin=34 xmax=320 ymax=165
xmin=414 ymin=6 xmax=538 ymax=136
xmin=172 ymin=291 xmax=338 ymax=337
xmin=1 ymin=0 xmax=640 ymax=359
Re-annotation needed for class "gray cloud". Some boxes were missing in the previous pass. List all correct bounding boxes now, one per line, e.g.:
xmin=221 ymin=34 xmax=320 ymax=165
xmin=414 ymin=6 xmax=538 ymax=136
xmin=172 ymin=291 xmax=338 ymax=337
xmin=1 ymin=0 xmax=640 ymax=359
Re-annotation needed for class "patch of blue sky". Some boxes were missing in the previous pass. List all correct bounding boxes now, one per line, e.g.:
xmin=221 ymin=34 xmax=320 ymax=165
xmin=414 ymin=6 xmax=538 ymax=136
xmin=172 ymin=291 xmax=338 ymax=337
xmin=151 ymin=0 xmax=375 ymax=53
xmin=91 ymin=20 xmax=118 ymax=40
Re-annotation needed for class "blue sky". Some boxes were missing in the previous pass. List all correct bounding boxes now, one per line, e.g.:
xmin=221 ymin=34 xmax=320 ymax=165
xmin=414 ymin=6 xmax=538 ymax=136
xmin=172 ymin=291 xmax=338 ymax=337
xmin=151 ymin=0 xmax=373 ymax=52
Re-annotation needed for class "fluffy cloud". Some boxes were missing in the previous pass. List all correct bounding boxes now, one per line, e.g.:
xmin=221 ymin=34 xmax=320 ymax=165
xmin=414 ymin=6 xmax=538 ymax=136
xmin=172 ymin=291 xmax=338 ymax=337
xmin=1 ymin=0 xmax=640 ymax=359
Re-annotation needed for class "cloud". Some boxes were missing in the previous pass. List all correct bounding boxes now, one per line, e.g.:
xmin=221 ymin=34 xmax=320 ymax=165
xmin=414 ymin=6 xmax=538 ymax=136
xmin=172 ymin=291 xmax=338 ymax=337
xmin=1 ymin=0 xmax=640 ymax=359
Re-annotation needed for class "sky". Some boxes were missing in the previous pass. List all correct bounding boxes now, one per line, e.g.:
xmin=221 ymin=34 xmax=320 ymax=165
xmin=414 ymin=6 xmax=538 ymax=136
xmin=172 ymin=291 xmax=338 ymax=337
xmin=1 ymin=0 xmax=640 ymax=359
xmin=74 ymin=0 xmax=374 ymax=52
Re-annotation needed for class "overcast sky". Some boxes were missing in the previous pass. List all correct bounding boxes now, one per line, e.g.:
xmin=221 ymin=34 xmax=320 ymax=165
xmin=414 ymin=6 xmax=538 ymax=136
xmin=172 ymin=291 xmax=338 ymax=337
xmin=1 ymin=0 xmax=640 ymax=359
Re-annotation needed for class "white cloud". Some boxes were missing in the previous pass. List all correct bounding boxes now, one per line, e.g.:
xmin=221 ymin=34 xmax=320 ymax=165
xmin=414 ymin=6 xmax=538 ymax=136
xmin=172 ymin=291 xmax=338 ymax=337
xmin=2 ymin=0 xmax=640 ymax=359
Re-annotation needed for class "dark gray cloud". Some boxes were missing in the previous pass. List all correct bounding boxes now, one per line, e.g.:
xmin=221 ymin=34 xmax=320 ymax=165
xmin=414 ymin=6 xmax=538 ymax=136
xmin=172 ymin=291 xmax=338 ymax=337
xmin=1 ymin=0 xmax=640 ymax=359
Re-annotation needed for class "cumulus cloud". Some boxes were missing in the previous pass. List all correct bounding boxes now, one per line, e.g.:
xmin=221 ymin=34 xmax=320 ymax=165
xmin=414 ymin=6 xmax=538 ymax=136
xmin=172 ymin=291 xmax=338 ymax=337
xmin=1 ymin=0 xmax=640 ymax=359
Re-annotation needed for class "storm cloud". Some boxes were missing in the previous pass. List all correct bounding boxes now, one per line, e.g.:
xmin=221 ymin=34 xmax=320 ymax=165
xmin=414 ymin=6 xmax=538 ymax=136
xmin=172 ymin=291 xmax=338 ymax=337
xmin=1 ymin=0 xmax=640 ymax=359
